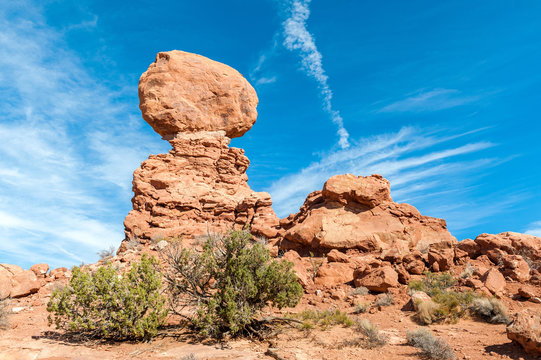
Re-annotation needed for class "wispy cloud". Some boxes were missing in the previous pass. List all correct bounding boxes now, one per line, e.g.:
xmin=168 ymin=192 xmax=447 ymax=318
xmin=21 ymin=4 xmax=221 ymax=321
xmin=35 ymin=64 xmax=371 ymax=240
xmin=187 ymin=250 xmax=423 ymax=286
xmin=379 ymin=88 xmax=481 ymax=113
xmin=525 ymin=221 xmax=541 ymax=237
xmin=0 ymin=1 xmax=168 ymax=268
xmin=281 ymin=0 xmax=350 ymax=148
xmin=266 ymin=127 xmax=504 ymax=235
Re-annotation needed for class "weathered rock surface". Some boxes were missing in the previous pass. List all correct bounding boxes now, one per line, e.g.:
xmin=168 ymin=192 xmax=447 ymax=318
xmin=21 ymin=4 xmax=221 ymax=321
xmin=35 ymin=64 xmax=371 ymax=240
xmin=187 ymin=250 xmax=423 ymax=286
xmin=139 ymin=51 xmax=258 ymax=139
xmin=0 ymin=264 xmax=42 ymax=298
xmin=353 ymin=266 xmax=399 ymax=292
xmin=122 ymin=51 xmax=279 ymax=246
xmin=280 ymin=174 xmax=457 ymax=253
xmin=507 ymin=308 xmax=541 ymax=355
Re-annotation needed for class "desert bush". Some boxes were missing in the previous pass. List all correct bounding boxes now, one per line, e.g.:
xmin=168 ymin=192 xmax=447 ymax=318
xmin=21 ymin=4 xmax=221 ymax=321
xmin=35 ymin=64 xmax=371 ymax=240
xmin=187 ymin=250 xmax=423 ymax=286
xmin=356 ymin=319 xmax=387 ymax=348
xmin=162 ymin=230 xmax=303 ymax=337
xmin=180 ymin=354 xmax=197 ymax=360
xmin=407 ymin=328 xmax=455 ymax=360
xmin=375 ymin=293 xmax=394 ymax=307
xmin=353 ymin=301 xmax=372 ymax=314
xmin=410 ymin=272 xmax=479 ymax=324
xmin=96 ymin=245 xmax=116 ymax=260
xmin=469 ymin=297 xmax=509 ymax=324
xmin=0 ymin=296 xmax=9 ymax=330
xmin=350 ymin=286 xmax=369 ymax=296
xmin=47 ymin=254 xmax=167 ymax=341
xmin=292 ymin=309 xmax=354 ymax=330
xmin=409 ymin=272 xmax=456 ymax=297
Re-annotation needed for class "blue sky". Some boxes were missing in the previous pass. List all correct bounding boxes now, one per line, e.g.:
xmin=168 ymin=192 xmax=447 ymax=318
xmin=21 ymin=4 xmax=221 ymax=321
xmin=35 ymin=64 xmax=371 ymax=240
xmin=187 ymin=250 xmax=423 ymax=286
xmin=1 ymin=0 xmax=540 ymax=269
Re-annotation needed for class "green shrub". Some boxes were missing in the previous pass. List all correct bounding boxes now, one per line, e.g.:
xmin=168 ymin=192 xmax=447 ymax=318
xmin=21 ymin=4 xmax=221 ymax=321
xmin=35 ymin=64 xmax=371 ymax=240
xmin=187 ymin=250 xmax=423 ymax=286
xmin=410 ymin=272 xmax=479 ymax=324
xmin=469 ymin=298 xmax=509 ymax=324
xmin=0 ymin=296 xmax=9 ymax=330
xmin=47 ymin=254 xmax=167 ymax=341
xmin=408 ymin=272 xmax=456 ymax=297
xmin=163 ymin=230 xmax=303 ymax=337
xmin=292 ymin=309 xmax=354 ymax=330
xmin=407 ymin=328 xmax=455 ymax=360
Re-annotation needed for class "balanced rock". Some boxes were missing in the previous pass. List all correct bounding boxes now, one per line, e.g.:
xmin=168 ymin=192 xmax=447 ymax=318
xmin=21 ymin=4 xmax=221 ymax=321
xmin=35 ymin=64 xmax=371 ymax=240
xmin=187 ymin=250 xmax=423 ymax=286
xmin=280 ymin=174 xmax=457 ymax=252
xmin=139 ymin=51 xmax=258 ymax=139
xmin=122 ymin=51 xmax=278 ymax=245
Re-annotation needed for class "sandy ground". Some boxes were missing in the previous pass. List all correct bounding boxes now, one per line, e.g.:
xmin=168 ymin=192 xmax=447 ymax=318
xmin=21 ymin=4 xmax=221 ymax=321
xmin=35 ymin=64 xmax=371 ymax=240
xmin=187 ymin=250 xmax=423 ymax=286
xmin=1 ymin=283 xmax=539 ymax=360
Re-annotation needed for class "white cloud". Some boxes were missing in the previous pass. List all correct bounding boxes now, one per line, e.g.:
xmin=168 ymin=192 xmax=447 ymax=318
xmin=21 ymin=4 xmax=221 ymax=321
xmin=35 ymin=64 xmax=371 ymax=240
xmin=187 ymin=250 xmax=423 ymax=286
xmin=266 ymin=127 xmax=498 ymax=224
xmin=281 ymin=0 xmax=350 ymax=149
xmin=379 ymin=88 xmax=480 ymax=113
xmin=0 ymin=2 xmax=168 ymax=268
xmin=525 ymin=221 xmax=541 ymax=237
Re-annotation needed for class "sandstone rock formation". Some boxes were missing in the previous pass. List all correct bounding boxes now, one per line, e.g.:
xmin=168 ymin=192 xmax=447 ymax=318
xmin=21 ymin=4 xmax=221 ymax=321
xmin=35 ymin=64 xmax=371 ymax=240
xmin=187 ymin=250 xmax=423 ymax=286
xmin=1 ymin=264 xmax=42 ymax=298
xmin=122 ymin=51 xmax=278 ymax=246
xmin=507 ymin=308 xmax=541 ymax=355
xmin=279 ymin=174 xmax=457 ymax=253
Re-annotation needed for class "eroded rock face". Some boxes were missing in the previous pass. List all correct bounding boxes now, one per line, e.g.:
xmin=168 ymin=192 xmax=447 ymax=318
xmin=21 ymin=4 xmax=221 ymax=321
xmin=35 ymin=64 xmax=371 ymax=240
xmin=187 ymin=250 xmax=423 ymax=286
xmin=507 ymin=309 xmax=541 ymax=355
xmin=122 ymin=51 xmax=278 ymax=246
xmin=139 ymin=51 xmax=258 ymax=139
xmin=280 ymin=174 xmax=457 ymax=253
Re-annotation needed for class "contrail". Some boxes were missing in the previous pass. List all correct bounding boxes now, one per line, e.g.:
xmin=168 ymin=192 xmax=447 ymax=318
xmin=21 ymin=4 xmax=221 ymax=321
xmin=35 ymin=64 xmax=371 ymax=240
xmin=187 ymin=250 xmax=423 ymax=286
xmin=282 ymin=0 xmax=350 ymax=149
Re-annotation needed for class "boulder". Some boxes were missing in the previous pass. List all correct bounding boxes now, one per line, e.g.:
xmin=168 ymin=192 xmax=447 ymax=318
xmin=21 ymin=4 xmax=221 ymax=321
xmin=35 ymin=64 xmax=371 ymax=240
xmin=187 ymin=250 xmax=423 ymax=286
xmin=456 ymin=238 xmax=480 ymax=258
xmin=427 ymin=248 xmax=455 ymax=272
xmin=283 ymin=250 xmax=313 ymax=288
xmin=139 ymin=50 xmax=257 ymax=139
xmin=500 ymin=254 xmax=531 ymax=282
xmin=327 ymin=249 xmax=349 ymax=263
xmin=481 ymin=268 xmax=506 ymax=295
xmin=315 ymin=262 xmax=354 ymax=287
xmin=353 ymin=266 xmax=399 ymax=292
xmin=30 ymin=263 xmax=49 ymax=278
xmin=282 ymin=174 xmax=457 ymax=252
xmin=403 ymin=251 xmax=426 ymax=275
xmin=0 ymin=264 xmax=41 ymax=298
xmin=507 ymin=309 xmax=541 ymax=355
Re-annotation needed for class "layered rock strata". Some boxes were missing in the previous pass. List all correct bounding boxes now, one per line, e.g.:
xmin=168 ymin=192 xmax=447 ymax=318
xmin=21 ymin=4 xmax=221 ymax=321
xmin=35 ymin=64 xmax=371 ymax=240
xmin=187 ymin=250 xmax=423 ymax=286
xmin=122 ymin=51 xmax=278 ymax=247
xmin=279 ymin=174 xmax=457 ymax=254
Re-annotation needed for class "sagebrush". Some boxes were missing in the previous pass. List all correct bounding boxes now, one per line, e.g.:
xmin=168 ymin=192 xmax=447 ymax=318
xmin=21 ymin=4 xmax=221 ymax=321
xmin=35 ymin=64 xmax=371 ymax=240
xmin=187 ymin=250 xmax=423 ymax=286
xmin=292 ymin=309 xmax=354 ymax=330
xmin=407 ymin=328 xmax=455 ymax=360
xmin=47 ymin=254 xmax=167 ymax=340
xmin=469 ymin=297 xmax=509 ymax=324
xmin=162 ymin=230 xmax=303 ymax=337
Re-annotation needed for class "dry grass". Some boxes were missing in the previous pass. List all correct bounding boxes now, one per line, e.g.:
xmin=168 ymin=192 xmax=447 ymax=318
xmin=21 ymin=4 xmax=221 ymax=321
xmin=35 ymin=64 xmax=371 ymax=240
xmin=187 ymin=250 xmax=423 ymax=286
xmin=350 ymin=286 xmax=369 ymax=296
xmin=469 ymin=298 xmax=509 ymax=324
xmin=353 ymin=301 xmax=372 ymax=314
xmin=292 ymin=309 xmax=354 ymax=330
xmin=407 ymin=328 xmax=455 ymax=360
xmin=374 ymin=293 xmax=394 ymax=307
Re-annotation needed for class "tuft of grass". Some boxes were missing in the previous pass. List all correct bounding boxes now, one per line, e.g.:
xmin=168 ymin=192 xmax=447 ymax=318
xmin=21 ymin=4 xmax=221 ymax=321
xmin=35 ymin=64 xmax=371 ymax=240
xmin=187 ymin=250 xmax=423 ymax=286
xmin=407 ymin=328 xmax=455 ymax=360
xmin=460 ymin=263 xmax=475 ymax=279
xmin=180 ymin=354 xmax=197 ymax=360
xmin=469 ymin=298 xmax=509 ymax=324
xmin=0 ymin=296 xmax=9 ymax=330
xmin=292 ymin=309 xmax=354 ymax=330
xmin=415 ymin=299 xmax=439 ymax=325
xmin=350 ymin=286 xmax=369 ymax=296
xmin=356 ymin=319 xmax=388 ymax=348
xmin=96 ymin=245 xmax=116 ymax=260
xmin=375 ymin=293 xmax=394 ymax=307
xmin=353 ymin=301 xmax=372 ymax=314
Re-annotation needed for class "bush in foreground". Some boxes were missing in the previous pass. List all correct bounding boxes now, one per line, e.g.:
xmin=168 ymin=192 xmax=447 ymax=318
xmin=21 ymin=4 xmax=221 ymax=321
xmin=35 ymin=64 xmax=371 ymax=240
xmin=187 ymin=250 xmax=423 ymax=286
xmin=47 ymin=254 xmax=167 ymax=341
xmin=163 ymin=230 xmax=303 ymax=337
xmin=407 ymin=328 xmax=455 ymax=360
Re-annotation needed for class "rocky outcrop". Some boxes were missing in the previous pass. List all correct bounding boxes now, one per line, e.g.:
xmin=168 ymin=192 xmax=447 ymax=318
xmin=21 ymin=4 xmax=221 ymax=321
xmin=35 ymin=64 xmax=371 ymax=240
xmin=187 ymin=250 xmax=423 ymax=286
xmin=122 ymin=51 xmax=279 ymax=246
xmin=279 ymin=174 xmax=457 ymax=253
xmin=1 ymin=264 xmax=43 ymax=298
xmin=507 ymin=308 xmax=541 ymax=355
